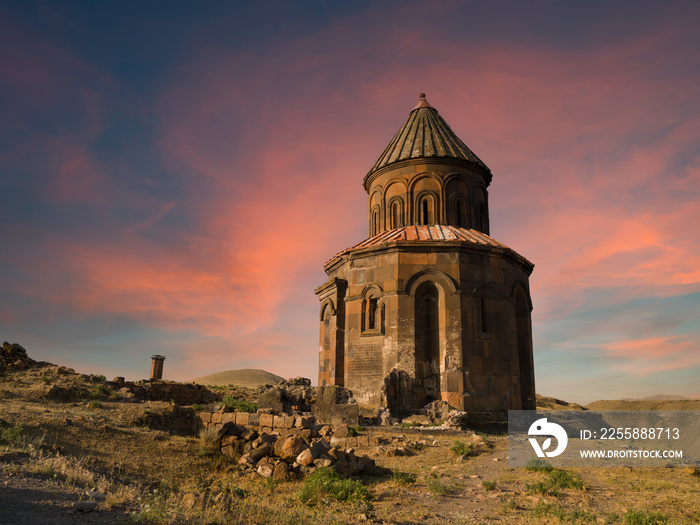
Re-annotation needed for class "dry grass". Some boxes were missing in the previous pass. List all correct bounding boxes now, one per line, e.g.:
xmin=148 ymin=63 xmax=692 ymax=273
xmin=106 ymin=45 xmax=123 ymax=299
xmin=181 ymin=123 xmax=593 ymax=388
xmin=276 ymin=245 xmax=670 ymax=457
xmin=1 ymin=366 xmax=699 ymax=524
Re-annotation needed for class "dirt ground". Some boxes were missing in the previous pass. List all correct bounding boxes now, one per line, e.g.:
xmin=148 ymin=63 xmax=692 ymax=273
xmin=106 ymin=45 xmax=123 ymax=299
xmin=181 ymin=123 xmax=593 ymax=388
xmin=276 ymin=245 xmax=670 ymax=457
xmin=1 ymin=365 xmax=699 ymax=524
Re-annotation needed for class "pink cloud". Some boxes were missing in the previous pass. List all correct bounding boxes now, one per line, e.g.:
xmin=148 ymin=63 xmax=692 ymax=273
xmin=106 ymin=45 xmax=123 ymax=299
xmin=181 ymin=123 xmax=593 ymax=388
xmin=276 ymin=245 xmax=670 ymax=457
xmin=598 ymin=335 xmax=700 ymax=376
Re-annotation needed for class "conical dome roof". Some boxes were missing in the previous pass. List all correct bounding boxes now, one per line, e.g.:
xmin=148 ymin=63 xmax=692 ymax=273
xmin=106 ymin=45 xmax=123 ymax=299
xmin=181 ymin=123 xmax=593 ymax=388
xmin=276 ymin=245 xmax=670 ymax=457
xmin=366 ymin=94 xmax=489 ymax=181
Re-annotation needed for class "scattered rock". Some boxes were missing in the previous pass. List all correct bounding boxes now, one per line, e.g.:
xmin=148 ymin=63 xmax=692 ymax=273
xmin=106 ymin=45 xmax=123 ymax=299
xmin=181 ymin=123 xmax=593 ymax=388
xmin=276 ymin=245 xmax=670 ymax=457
xmin=73 ymin=501 xmax=97 ymax=512
xmin=441 ymin=410 xmax=469 ymax=430
xmin=85 ymin=489 xmax=106 ymax=500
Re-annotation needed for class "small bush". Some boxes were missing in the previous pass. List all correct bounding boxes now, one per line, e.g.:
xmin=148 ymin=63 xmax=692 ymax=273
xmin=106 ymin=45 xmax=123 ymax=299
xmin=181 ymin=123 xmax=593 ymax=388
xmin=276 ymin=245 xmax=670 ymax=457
xmin=198 ymin=427 xmax=219 ymax=457
xmin=533 ymin=501 xmax=567 ymax=520
xmin=89 ymin=400 xmax=102 ymax=410
xmin=347 ymin=425 xmax=365 ymax=437
xmin=450 ymin=440 xmax=473 ymax=457
xmin=222 ymin=395 xmax=259 ymax=413
xmin=502 ymin=496 xmax=518 ymax=510
xmin=426 ymin=479 xmax=449 ymax=496
xmin=0 ymin=426 xmax=23 ymax=446
xmin=91 ymin=384 xmax=111 ymax=399
xmin=391 ymin=472 xmax=417 ymax=485
xmin=482 ymin=480 xmax=497 ymax=491
xmin=547 ymin=469 xmax=587 ymax=490
xmin=298 ymin=467 xmax=370 ymax=506
xmin=526 ymin=481 xmax=549 ymax=496
xmin=191 ymin=403 xmax=205 ymax=412
xmin=524 ymin=457 xmax=554 ymax=471
xmin=622 ymin=510 xmax=669 ymax=525
xmin=95 ymin=374 xmax=106 ymax=383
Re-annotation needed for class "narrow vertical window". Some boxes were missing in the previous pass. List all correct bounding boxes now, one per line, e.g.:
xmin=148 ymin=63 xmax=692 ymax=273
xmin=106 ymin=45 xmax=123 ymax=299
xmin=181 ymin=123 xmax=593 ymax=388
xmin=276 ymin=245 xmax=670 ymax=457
xmin=422 ymin=199 xmax=429 ymax=225
xmin=456 ymin=203 xmax=464 ymax=227
xmin=391 ymin=202 xmax=398 ymax=229
xmin=480 ymin=297 xmax=488 ymax=333
xmin=368 ymin=297 xmax=378 ymax=329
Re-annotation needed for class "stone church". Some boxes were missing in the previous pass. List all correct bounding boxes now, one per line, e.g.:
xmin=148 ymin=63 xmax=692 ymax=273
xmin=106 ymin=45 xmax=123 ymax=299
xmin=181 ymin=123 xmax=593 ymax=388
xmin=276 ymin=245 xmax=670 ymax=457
xmin=315 ymin=94 xmax=535 ymax=415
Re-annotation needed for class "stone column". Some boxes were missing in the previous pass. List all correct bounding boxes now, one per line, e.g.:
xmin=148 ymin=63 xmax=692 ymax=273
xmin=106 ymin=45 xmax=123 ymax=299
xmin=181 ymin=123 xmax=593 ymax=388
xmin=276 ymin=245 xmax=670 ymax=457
xmin=150 ymin=355 xmax=165 ymax=380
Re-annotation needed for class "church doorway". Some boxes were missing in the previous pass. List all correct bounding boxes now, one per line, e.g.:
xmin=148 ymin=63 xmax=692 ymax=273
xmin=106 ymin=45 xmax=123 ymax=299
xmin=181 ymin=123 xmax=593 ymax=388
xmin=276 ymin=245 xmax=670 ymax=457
xmin=415 ymin=281 xmax=440 ymax=404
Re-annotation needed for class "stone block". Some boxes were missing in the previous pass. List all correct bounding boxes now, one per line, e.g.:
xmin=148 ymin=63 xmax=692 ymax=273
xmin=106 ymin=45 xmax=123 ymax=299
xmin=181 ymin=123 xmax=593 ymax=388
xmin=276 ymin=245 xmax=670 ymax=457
xmin=248 ymin=413 xmax=260 ymax=426
xmin=199 ymin=412 xmax=212 ymax=423
xmin=235 ymin=412 xmax=250 ymax=426
xmin=211 ymin=413 xmax=222 ymax=424
xmin=284 ymin=416 xmax=295 ymax=429
xmin=333 ymin=424 xmax=349 ymax=437
xmin=259 ymin=414 xmax=274 ymax=428
xmin=273 ymin=415 xmax=286 ymax=428
xmin=221 ymin=413 xmax=236 ymax=424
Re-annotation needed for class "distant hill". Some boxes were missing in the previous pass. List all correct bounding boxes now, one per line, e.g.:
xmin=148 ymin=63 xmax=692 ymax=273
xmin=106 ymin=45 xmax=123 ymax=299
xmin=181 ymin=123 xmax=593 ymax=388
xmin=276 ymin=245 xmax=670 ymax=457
xmin=629 ymin=394 xmax=694 ymax=401
xmin=586 ymin=398 xmax=700 ymax=411
xmin=191 ymin=369 xmax=284 ymax=388
xmin=536 ymin=394 xmax=585 ymax=410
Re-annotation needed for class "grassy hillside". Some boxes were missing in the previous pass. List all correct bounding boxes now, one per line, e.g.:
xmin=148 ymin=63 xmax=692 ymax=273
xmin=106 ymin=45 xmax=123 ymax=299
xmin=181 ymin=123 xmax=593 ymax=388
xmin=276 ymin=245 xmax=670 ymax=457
xmin=191 ymin=369 xmax=284 ymax=388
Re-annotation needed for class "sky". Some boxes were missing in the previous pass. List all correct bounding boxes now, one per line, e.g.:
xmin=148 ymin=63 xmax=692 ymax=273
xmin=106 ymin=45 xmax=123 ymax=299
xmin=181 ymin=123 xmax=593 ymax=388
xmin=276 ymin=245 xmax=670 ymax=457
xmin=1 ymin=1 xmax=699 ymax=404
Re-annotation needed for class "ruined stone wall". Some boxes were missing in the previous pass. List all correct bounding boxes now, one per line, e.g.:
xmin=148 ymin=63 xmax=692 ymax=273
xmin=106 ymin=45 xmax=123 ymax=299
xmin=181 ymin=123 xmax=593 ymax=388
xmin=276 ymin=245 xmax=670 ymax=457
xmin=141 ymin=381 xmax=218 ymax=405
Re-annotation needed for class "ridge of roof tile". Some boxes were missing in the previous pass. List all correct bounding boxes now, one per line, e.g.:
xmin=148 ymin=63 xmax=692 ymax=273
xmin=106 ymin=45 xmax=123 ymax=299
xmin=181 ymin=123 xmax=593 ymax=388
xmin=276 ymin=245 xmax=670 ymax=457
xmin=325 ymin=225 xmax=528 ymax=267
xmin=367 ymin=94 xmax=490 ymax=177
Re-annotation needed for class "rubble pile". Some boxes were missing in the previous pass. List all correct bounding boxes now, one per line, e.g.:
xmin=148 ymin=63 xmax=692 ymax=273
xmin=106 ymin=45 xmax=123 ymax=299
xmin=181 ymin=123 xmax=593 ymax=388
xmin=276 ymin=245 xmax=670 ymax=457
xmin=213 ymin=420 xmax=376 ymax=480
xmin=257 ymin=377 xmax=316 ymax=412
xmin=1 ymin=342 xmax=37 ymax=372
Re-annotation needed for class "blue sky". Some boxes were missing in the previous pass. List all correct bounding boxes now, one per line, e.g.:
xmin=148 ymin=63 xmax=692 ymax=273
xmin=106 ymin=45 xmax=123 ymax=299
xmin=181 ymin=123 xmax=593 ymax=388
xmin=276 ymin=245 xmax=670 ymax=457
xmin=2 ymin=1 xmax=699 ymax=403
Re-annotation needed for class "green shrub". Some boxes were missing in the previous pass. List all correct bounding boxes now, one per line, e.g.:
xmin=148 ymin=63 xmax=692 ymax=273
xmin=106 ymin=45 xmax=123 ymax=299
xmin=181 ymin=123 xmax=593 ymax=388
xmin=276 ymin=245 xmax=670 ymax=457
xmin=526 ymin=481 xmax=549 ymax=496
xmin=0 ymin=426 xmax=23 ymax=446
xmin=347 ymin=425 xmax=364 ymax=437
xmin=524 ymin=457 xmax=554 ymax=471
xmin=426 ymin=479 xmax=449 ymax=495
xmin=391 ymin=472 xmax=417 ymax=485
xmin=191 ymin=404 xmax=205 ymax=412
xmin=95 ymin=374 xmax=106 ymax=383
xmin=91 ymin=384 xmax=111 ymax=399
xmin=222 ymin=395 xmax=259 ymax=413
xmin=89 ymin=400 xmax=102 ymax=410
xmin=527 ymin=469 xmax=587 ymax=496
xmin=298 ymin=467 xmax=370 ymax=506
xmin=482 ymin=480 xmax=497 ymax=491
xmin=547 ymin=469 xmax=587 ymax=490
xmin=450 ymin=440 xmax=473 ymax=456
xmin=622 ymin=510 xmax=669 ymax=525
xmin=533 ymin=501 xmax=567 ymax=520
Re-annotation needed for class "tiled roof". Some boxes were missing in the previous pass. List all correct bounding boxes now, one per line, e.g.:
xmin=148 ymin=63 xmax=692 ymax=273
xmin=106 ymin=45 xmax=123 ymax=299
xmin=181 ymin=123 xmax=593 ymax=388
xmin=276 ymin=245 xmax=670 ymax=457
xmin=326 ymin=225 xmax=530 ymax=267
xmin=366 ymin=94 xmax=490 ymax=178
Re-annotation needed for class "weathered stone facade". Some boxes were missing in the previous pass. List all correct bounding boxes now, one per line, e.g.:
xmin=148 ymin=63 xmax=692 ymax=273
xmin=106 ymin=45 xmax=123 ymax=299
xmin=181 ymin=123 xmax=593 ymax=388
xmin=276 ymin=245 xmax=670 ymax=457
xmin=316 ymin=94 xmax=536 ymax=415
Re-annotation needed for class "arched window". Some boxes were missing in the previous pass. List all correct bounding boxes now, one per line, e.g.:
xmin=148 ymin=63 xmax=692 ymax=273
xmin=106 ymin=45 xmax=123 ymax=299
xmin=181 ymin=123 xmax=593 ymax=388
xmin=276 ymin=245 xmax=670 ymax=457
xmin=361 ymin=289 xmax=383 ymax=334
xmin=322 ymin=306 xmax=331 ymax=351
xmin=452 ymin=197 xmax=466 ymax=228
xmin=416 ymin=194 xmax=436 ymax=225
xmin=371 ymin=207 xmax=380 ymax=236
xmin=389 ymin=199 xmax=403 ymax=229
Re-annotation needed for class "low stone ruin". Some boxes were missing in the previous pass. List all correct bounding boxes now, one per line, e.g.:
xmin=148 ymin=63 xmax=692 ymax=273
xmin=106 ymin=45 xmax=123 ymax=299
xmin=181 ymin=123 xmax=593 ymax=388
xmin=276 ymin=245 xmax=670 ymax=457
xmin=256 ymin=377 xmax=316 ymax=412
xmin=198 ymin=408 xmax=381 ymax=479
